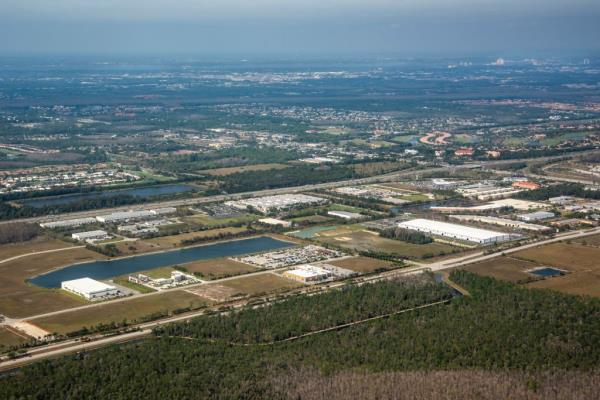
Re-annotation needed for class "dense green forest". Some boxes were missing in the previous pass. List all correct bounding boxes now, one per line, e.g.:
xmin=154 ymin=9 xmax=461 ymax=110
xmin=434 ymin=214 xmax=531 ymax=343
xmin=150 ymin=146 xmax=299 ymax=173
xmin=155 ymin=274 xmax=453 ymax=343
xmin=217 ymin=164 xmax=362 ymax=193
xmin=515 ymin=182 xmax=600 ymax=200
xmin=0 ymin=271 xmax=598 ymax=399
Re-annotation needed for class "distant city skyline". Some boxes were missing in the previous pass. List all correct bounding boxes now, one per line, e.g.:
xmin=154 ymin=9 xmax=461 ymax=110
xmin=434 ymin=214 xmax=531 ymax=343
xmin=1 ymin=0 xmax=599 ymax=56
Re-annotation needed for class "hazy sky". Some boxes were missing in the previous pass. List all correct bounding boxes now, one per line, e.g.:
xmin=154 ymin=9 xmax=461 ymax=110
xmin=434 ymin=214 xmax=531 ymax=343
xmin=1 ymin=0 xmax=599 ymax=56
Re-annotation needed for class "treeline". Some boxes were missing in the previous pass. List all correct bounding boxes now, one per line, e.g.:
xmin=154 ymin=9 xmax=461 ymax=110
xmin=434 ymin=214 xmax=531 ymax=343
xmin=515 ymin=183 xmax=600 ymax=201
xmin=0 ymin=222 xmax=39 ymax=244
xmin=217 ymin=164 xmax=360 ymax=193
xmin=1 ymin=272 xmax=599 ymax=399
xmin=154 ymin=275 xmax=454 ymax=343
xmin=0 ymin=194 xmax=142 ymax=220
xmin=379 ymin=227 xmax=433 ymax=244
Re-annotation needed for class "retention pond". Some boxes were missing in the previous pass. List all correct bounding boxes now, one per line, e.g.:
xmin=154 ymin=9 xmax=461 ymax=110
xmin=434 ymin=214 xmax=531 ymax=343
xmin=29 ymin=236 xmax=294 ymax=288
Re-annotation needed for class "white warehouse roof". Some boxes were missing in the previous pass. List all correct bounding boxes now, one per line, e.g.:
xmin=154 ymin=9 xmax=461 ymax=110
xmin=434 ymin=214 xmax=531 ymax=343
xmin=61 ymin=277 xmax=116 ymax=294
xmin=398 ymin=218 xmax=511 ymax=244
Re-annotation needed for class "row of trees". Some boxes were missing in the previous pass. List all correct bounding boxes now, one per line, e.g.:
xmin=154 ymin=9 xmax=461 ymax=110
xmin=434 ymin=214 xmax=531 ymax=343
xmin=0 ymin=222 xmax=39 ymax=244
xmin=515 ymin=182 xmax=600 ymax=201
xmin=379 ymin=227 xmax=433 ymax=244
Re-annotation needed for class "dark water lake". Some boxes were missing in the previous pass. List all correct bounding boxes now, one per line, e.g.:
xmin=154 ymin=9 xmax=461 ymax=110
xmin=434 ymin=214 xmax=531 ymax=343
xmin=29 ymin=236 xmax=294 ymax=288
xmin=21 ymin=184 xmax=196 ymax=208
xmin=529 ymin=267 xmax=566 ymax=278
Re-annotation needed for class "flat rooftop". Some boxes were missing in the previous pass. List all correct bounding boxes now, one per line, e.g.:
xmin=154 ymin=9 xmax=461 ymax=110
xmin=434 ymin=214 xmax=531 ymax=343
xmin=61 ymin=277 xmax=116 ymax=293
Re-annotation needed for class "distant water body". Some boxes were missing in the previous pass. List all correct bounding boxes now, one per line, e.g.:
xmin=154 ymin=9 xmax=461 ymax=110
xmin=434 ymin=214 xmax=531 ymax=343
xmin=21 ymin=184 xmax=196 ymax=208
xmin=29 ymin=236 xmax=294 ymax=288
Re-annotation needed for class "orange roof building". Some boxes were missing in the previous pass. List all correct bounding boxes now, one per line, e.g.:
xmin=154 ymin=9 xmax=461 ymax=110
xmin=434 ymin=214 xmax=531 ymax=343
xmin=512 ymin=181 xmax=541 ymax=190
xmin=454 ymin=147 xmax=474 ymax=156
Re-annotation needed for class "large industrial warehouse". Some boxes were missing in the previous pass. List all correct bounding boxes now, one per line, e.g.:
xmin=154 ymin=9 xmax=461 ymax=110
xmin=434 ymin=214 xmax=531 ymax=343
xmin=61 ymin=277 xmax=119 ymax=300
xmin=398 ymin=218 xmax=511 ymax=244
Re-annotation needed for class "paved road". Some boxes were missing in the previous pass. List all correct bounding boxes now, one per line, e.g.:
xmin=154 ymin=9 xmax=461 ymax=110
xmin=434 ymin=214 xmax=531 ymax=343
xmin=1 ymin=225 xmax=599 ymax=370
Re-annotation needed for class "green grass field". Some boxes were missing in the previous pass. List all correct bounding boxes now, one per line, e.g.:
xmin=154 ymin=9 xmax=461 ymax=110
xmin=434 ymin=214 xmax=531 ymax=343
xmin=0 ymin=327 xmax=29 ymax=350
xmin=30 ymin=291 xmax=209 ymax=335
xmin=316 ymin=229 xmax=458 ymax=259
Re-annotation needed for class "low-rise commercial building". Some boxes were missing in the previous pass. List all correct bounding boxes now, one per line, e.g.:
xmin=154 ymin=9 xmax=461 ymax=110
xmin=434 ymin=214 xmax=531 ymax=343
xmin=449 ymin=215 xmax=551 ymax=232
xmin=71 ymin=230 xmax=110 ymax=242
xmin=283 ymin=265 xmax=332 ymax=283
xmin=61 ymin=277 xmax=119 ymax=300
xmin=518 ymin=211 xmax=555 ymax=222
xmin=96 ymin=210 xmax=154 ymax=223
xmin=327 ymin=210 xmax=365 ymax=220
xmin=226 ymin=194 xmax=328 ymax=214
xmin=40 ymin=217 xmax=97 ymax=229
xmin=258 ymin=218 xmax=292 ymax=227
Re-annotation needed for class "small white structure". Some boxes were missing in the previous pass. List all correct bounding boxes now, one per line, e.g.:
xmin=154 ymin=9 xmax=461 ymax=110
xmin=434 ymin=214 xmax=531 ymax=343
xmin=327 ymin=210 xmax=365 ymax=220
xmin=518 ymin=211 xmax=555 ymax=222
xmin=61 ymin=277 xmax=119 ymax=300
xmin=398 ymin=218 xmax=511 ymax=244
xmin=258 ymin=218 xmax=292 ymax=227
xmin=283 ymin=265 xmax=332 ymax=283
xmin=71 ymin=230 xmax=109 ymax=242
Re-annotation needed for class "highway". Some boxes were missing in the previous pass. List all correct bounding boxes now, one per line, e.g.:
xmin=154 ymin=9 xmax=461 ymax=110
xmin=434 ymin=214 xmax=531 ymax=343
xmin=1 ymin=224 xmax=599 ymax=371
xmin=3 ymin=151 xmax=595 ymax=226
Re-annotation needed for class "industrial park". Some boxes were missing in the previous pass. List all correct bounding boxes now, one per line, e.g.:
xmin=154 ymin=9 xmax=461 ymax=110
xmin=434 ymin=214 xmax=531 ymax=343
xmin=0 ymin=16 xmax=599 ymax=396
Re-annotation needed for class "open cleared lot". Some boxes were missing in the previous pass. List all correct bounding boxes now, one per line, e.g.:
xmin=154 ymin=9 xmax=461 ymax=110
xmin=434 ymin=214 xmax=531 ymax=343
xmin=0 ymin=248 xmax=105 ymax=318
xmin=146 ymin=227 xmax=250 ymax=247
xmin=185 ymin=284 xmax=240 ymax=302
xmin=184 ymin=213 xmax=260 ymax=227
xmin=198 ymin=163 xmax=289 ymax=176
xmin=463 ymin=257 xmax=541 ymax=283
xmin=220 ymin=273 xmax=303 ymax=296
xmin=512 ymin=242 xmax=600 ymax=270
xmin=181 ymin=258 xmax=257 ymax=280
xmin=525 ymin=272 xmax=600 ymax=297
xmin=0 ymin=237 xmax=74 ymax=260
xmin=315 ymin=229 xmax=459 ymax=259
xmin=30 ymin=290 xmax=208 ymax=335
xmin=574 ymin=233 xmax=600 ymax=248
xmin=114 ymin=227 xmax=251 ymax=255
xmin=329 ymin=256 xmax=395 ymax=273
xmin=0 ymin=327 xmax=29 ymax=350
xmin=465 ymin=242 xmax=600 ymax=297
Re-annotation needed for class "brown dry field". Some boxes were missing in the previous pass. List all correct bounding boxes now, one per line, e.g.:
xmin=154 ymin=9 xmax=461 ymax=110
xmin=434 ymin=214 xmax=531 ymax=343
xmin=182 ymin=258 xmax=258 ymax=280
xmin=114 ymin=227 xmax=249 ymax=255
xmin=466 ymin=242 xmax=600 ymax=298
xmin=30 ymin=290 xmax=208 ymax=335
xmin=0 ymin=327 xmax=28 ymax=349
xmin=574 ymin=233 xmax=600 ymax=247
xmin=221 ymin=273 xmax=303 ymax=296
xmin=512 ymin=242 xmax=599 ymax=270
xmin=329 ymin=257 xmax=393 ymax=273
xmin=463 ymin=257 xmax=541 ymax=283
xmin=185 ymin=284 xmax=239 ymax=302
xmin=0 ymin=247 xmax=105 ymax=318
xmin=0 ymin=237 xmax=74 ymax=260
xmin=199 ymin=163 xmax=289 ymax=176
xmin=525 ymin=272 xmax=600 ymax=297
